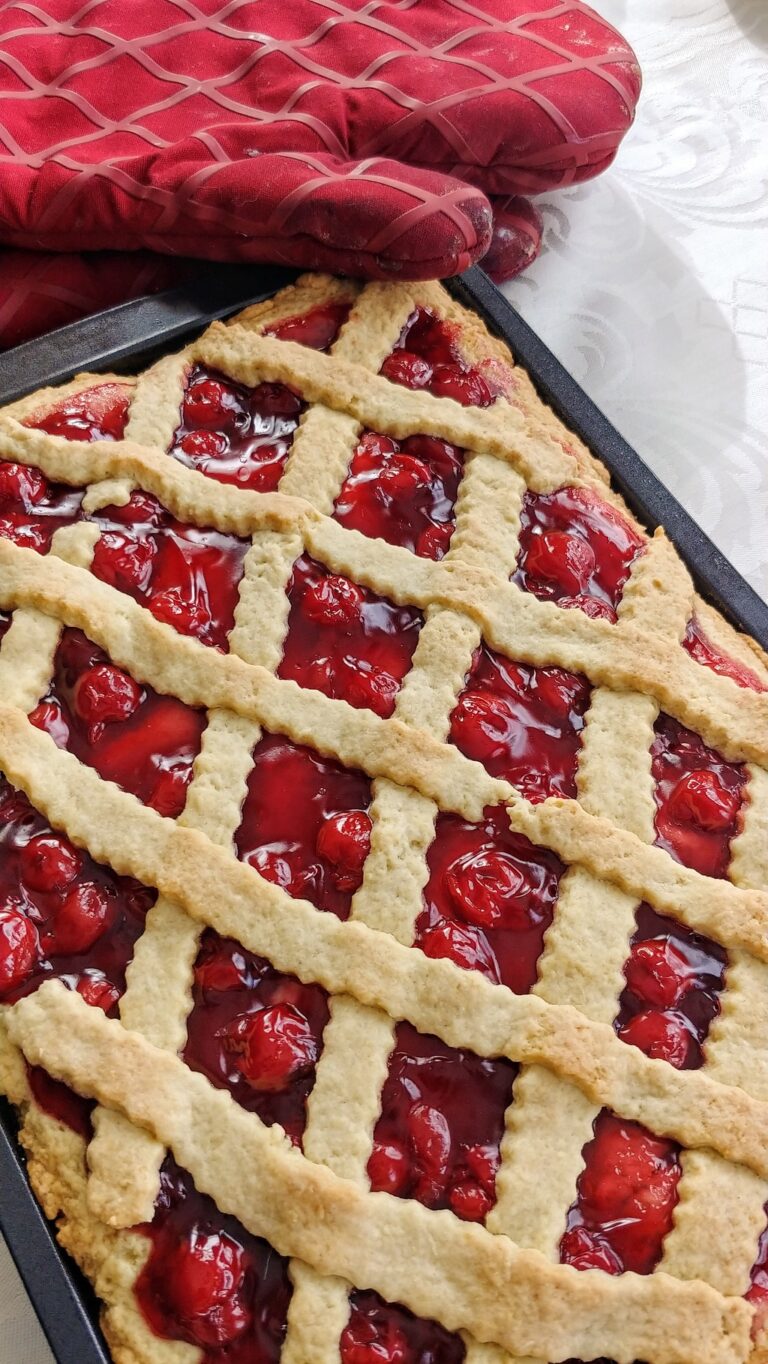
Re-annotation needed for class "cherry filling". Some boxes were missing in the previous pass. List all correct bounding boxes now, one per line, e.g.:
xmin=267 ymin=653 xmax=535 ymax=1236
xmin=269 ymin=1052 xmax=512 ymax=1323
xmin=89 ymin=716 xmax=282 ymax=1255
xmin=30 ymin=628 xmax=205 ymax=819
xmin=683 ymin=616 xmax=768 ymax=692
xmin=183 ymin=932 xmax=329 ymax=1148
xmin=449 ymin=643 xmax=590 ymax=802
xmin=135 ymin=1157 xmax=291 ymax=1361
xmin=560 ymin=1111 xmax=682 ymax=1276
xmin=90 ymin=490 xmax=249 ymax=650
xmin=514 ymin=487 xmax=644 ymax=621
xmin=368 ymin=1022 xmax=516 ymax=1223
xmin=383 ymin=306 xmax=502 ymax=408
xmin=234 ymin=732 xmax=373 ymax=918
xmin=264 ymin=300 xmax=351 ymax=351
xmin=0 ymin=458 xmax=83 ymax=553
xmin=0 ymin=772 xmax=154 ymax=1062
xmin=615 ymin=904 xmax=727 ymax=1069
xmin=170 ymin=364 xmax=305 ymax=491
xmin=0 ymin=611 xmax=10 ymax=644
xmin=167 ymin=303 xmax=349 ymax=494
xmin=333 ymin=431 xmax=464 ymax=560
xmin=277 ymin=554 xmax=423 ymax=718
xmin=414 ymin=806 xmax=563 ymax=990
xmin=341 ymin=1290 xmax=465 ymax=1364
xmin=652 ymin=713 xmax=747 ymax=880
xmin=24 ymin=382 xmax=130 ymax=442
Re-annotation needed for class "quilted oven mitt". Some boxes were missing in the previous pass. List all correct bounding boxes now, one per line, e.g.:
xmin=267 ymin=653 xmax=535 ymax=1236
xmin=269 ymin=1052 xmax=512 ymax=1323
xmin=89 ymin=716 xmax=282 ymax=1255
xmin=0 ymin=0 xmax=641 ymax=346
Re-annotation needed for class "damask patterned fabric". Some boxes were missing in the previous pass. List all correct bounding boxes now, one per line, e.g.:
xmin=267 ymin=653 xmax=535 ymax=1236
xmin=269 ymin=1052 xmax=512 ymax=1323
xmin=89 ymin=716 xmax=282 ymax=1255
xmin=0 ymin=0 xmax=639 ymax=343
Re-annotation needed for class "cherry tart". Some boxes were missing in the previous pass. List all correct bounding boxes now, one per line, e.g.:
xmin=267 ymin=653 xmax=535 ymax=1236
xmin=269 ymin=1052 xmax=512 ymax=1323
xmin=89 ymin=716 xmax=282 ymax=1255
xmin=0 ymin=273 xmax=767 ymax=1364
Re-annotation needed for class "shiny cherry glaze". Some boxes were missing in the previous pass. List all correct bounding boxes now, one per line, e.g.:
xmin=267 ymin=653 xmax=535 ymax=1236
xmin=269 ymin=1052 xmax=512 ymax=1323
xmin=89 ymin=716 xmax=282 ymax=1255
xmin=332 ymin=305 xmax=504 ymax=562
xmin=169 ymin=303 xmax=349 ymax=492
xmin=333 ymin=430 xmax=464 ymax=560
xmin=449 ymin=643 xmax=590 ymax=802
xmin=683 ymin=616 xmax=768 ymax=692
xmin=341 ymin=1290 xmax=465 ymax=1364
xmin=560 ymin=1111 xmax=682 ymax=1277
xmin=24 ymin=382 xmax=130 ymax=442
xmin=383 ymin=307 xmax=503 ymax=408
xmin=565 ymin=639 xmax=751 ymax=1301
xmin=367 ymin=1022 xmax=516 ymax=1223
xmin=0 ymin=610 xmax=10 ymax=644
xmin=235 ymin=732 xmax=372 ymax=918
xmin=184 ymin=931 xmax=329 ymax=1147
xmin=514 ymin=486 xmax=644 ymax=621
xmin=0 ymin=459 xmax=83 ymax=553
xmin=135 ymin=1157 xmax=291 ymax=1361
xmin=278 ymin=554 xmax=423 ymax=718
xmin=91 ymin=490 xmax=249 ymax=650
xmin=414 ymin=806 xmax=563 ymax=990
xmin=615 ymin=904 xmax=727 ymax=1069
xmin=30 ymin=628 xmax=205 ymax=818
xmin=0 ymin=383 xmax=128 ymax=550
xmin=651 ymin=713 xmax=747 ymax=880
xmin=0 ymin=772 xmax=153 ymax=1027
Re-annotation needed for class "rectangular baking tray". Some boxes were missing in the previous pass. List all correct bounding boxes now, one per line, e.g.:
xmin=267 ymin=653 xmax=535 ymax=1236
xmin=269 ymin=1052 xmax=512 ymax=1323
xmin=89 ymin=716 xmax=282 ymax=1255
xmin=1 ymin=262 xmax=767 ymax=1364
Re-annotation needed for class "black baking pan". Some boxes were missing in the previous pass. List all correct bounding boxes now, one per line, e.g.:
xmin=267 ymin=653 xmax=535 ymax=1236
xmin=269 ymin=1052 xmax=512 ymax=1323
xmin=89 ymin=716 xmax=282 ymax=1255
xmin=1 ymin=262 xmax=767 ymax=1364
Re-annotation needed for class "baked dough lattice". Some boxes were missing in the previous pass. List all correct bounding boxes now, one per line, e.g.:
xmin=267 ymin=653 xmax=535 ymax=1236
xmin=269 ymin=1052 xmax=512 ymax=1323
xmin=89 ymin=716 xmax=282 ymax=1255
xmin=1 ymin=273 xmax=767 ymax=1364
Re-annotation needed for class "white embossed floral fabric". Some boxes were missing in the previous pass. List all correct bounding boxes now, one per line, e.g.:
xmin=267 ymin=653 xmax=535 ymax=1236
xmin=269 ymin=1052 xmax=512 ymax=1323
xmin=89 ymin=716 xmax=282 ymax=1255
xmin=0 ymin=2 xmax=766 ymax=1360
xmin=505 ymin=0 xmax=768 ymax=599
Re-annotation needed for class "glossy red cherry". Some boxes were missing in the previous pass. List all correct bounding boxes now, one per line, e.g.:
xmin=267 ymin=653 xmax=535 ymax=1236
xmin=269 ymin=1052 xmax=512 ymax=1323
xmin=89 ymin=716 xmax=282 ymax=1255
xmin=415 ymin=522 xmax=454 ymax=561
xmin=160 ymin=1227 xmax=251 ymax=1347
xmin=560 ymin=1224 xmax=622 ymax=1273
xmin=449 ymin=691 xmax=513 ymax=764
xmin=92 ymin=533 xmax=157 ymax=592
xmin=267 ymin=302 xmax=348 ymax=351
xmin=249 ymin=847 xmax=309 ymax=899
xmin=665 ymin=769 xmax=741 ymax=832
xmin=367 ymin=1138 xmax=410 ymax=1196
xmin=302 ymin=575 xmax=365 ymax=628
xmin=183 ymin=377 xmax=241 ymax=427
xmin=380 ymin=351 xmax=432 ymax=390
xmin=578 ymin=1118 xmax=680 ymax=1229
xmin=448 ymin=1178 xmax=492 ymax=1222
xmin=407 ymin=1102 xmax=451 ymax=1185
xmin=148 ymin=586 xmax=213 ymax=641
xmin=428 ymin=366 xmax=492 ymax=407
xmin=74 ymin=972 xmax=121 ymax=1012
xmin=316 ymin=811 xmax=372 ymax=891
xmin=378 ymin=454 xmax=432 ymax=500
xmin=45 ymin=882 xmax=110 ymax=955
xmin=624 ymin=938 xmax=693 ymax=1009
xmin=227 ymin=1003 xmax=319 ymax=1092
xmin=343 ymin=660 xmax=400 ymax=718
xmin=355 ymin=431 xmax=399 ymax=464
xmin=419 ymin=919 xmax=500 ymax=983
xmin=20 ymin=833 xmax=82 ymax=893
xmin=196 ymin=947 xmax=250 ymax=994
xmin=0 ymin=461 xmax=47 ymax=507
xmin=73 ymin=662 xmax=142 ymax=732
xmin=534 ymin=668 xmax=586 ymax=721
xmin=465 ymin=1142 xmax=500 ymax=1193
xmin=179 ymin=430 xmax=228 ymax=459
xmin=0 ymin=905 xmax=39 ymax=993
xmin=341 ymin=1311 xmax=410 ymax=1364
xmin=445 ymin=849 xmax=533 ymax=930
xmin=560 ymin=594 xmax=617 ymax=622
xmin=618 ymin=1009 xmax=692 ymax=1068
xmin=523 ymin=530 xmax=596 ymax=595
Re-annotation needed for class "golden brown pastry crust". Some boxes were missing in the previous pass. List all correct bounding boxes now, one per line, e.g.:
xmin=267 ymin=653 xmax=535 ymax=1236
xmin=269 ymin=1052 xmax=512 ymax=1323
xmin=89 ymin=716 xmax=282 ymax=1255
xmin=1 ymin=271 xmax=767 ymax=1364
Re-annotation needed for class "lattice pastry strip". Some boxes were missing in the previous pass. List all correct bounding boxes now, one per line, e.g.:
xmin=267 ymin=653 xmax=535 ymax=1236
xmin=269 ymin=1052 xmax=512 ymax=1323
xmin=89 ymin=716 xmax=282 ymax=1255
xmin=1 ymin=272 xmax=768 ymax=1364
xmin=283 ymin=442 xmax=527 ymax=1354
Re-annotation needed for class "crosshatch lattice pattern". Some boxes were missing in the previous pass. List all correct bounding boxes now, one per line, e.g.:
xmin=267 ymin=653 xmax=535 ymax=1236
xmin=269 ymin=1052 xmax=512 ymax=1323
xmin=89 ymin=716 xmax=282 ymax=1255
xmin=1 ymin=274 xmax=768 ymax=1364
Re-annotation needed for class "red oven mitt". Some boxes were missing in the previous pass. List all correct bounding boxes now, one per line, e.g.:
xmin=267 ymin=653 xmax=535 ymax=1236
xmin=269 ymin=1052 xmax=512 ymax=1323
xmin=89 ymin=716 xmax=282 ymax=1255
xmin=0 ymin=0 xmax=640 ymax=348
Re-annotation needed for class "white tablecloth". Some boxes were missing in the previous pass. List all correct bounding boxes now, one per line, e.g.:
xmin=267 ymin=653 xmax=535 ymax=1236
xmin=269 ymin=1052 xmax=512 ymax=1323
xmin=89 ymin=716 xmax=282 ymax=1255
xmin=1 ymin=2 xmax=766 ymax=1360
